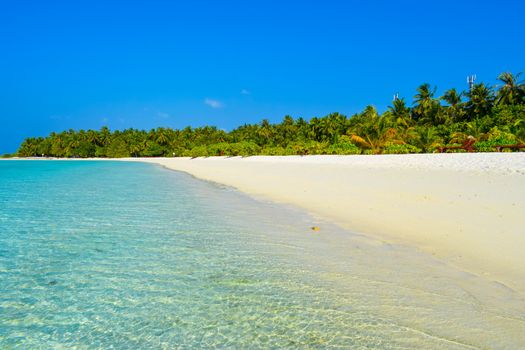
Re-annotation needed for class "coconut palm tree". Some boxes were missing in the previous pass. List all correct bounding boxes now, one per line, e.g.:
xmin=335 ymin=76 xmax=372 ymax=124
xmin=388 ymin=97 xmax=412 ymax=126
xmin=99 ymin=126 xmax=111 ymax=146
xmin=413 ymin=127 xmax=443 ymax=153
xmin=413 ymin=84 xmax=439 ymax=124
xmin=257 ymin=119 xmax=274 ymax=146
xmin=86 ymin=130 xmax=100 ymax=145
xmin=465 ymin=83 xmax=495 ymax=119
xmin=442 ymin=88 xmax=462 ymax=106
xmin=496 ymin=72 xmax=525 ymax=105
xmin=155 ymin=127 xmax=170 ymax=146
xmin=441 ymin=88 xmax=465 ymax=122
xmin=350 ymin=116 xmax=400 ymax=154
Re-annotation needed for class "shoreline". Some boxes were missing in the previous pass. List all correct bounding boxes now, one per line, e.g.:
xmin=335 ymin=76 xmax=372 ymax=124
xmin=125 ymin=153 xmax=525 ymax=295
xmin=4 ymin=155 xmax=525 ymax=347
xmin=5 ymin=154 xmax=525 ymax=294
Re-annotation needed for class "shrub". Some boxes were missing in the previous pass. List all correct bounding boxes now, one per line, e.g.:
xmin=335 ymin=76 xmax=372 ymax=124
xmin=141 ymin=142 xmax=165 ymax=157
xmin=326 ymin=142 xmax=361 ymax=155
xmin=260 ymin=146 xmax=286 ymax=155
xmin=207 ymin=142 xmax=231 ymax=156
xmin=184 ymin=145 xmax=209 ymax=157
xmin=491 ymin=104 xmax=525 ymax=127
xmin=105 ymin=139 xmax=131 ymax=158
xmin=382 ymin=143 xmax=421 ymax=154
xmin=286 ymin=141 xmax=328 ymax=155
xmin=228 ymin=142 xmax=261 ymax=156
xmin=475 ymin=127 xmax=517 ymax=152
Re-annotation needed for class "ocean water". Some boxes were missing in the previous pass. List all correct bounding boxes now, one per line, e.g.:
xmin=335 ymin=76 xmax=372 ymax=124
xmin=0 ymin=160 xmax=524 ymax=349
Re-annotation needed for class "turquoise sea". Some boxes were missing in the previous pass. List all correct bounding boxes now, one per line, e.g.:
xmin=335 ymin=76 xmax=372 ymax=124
xmin=1 ymin=160 xmax=524 ymax=349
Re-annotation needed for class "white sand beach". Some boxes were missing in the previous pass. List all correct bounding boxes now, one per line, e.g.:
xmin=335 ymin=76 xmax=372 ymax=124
xmin=128 ymin=153 xmax=525 ymax=294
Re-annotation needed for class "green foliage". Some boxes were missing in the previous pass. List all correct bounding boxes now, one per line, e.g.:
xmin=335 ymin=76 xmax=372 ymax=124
xmin=185 ymin=145 xmax=209 ymax=158
xmin=206 ymin=142 xmax=230 ymax=156
xmin=105 ymin=139 xmax=130 ymax=158
xmin=285 ymin=141 xmax=328 ymax=155
xmin=260 ymin=146 xmax=289 ymax=155
xmin=325 ymin=142 xmax=361 ymax=155
xmin=475 ymin=127 xmax=517 ymax=152
xmin=491 ymin=104 xmax=525 ymax=126
xmin=15 ymin=71 xmax=525 ymax=157
xmin=228 ymin=142 xmax=261 ymax=156
xmin=141 ymin=142 xmax=165 ymax=157
xmin=382 ymin=143 xmax=421 ymax=154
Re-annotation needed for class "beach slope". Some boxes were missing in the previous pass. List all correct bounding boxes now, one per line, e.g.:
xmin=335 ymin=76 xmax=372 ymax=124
xmin=130 ymin=154 xmax=525 ymax=293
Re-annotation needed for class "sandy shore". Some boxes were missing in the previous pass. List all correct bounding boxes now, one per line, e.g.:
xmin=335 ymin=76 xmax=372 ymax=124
xmin=124 ymin=153 xmax=525 ymax=294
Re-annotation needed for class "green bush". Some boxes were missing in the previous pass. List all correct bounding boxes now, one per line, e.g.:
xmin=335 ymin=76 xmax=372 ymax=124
xmin=184 ymin=145 xmax=209 ymax=157
xmin=105 ymin=139 xmax=131 ymax=158
xmin=475 ymin=127 xmax=517 ymax=152
xmin=228 ymin=142 xmax=261 ymax=156
xmin=326 ymin=142 xmax=361 ymax=155
xmin=207 ymin=142 xmax=231 ymax=156
xmin=260 ymin=146 xmax=296 ymax=155
xmin=141 ymin=142 xmax=165 ymax=157
xmin=491 ymin=104 xmax=525 ymax=127
xmin=286 ymin=141 xmax=328 ymax=155
xmin=382 ymin=143 xmax=421 ymax=154
xmin=70 ymin=141 xmax=96 ymax=158
xmin=260 ymin=146 xmax=284 ymax=155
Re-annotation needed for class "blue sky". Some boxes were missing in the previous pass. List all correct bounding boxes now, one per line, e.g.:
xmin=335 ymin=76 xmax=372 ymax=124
xmin=1 ymin=0 xmax=524 ymax=153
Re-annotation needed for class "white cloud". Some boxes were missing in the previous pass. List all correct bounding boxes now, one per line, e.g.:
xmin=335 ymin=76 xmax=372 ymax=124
xmin=204 ymin=98 xmax=224 ymax=109
xmin=157 ymin=112 xmax=170 ymax=119
xmin=241 ymin=89 xmax=250 ymax=95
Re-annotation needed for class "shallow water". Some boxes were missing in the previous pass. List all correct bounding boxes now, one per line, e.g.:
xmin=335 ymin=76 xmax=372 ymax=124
xmin=0 ymin=160 xmax=524 ymax=349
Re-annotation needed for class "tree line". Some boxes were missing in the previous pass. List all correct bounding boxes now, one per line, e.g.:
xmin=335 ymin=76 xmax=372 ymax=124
xmin=15 ymin=72 xmax=525 ymax=158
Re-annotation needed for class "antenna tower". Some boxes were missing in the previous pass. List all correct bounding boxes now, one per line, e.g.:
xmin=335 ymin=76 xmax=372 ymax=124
xmin=467 ymin=75 xmax=476 ymax=90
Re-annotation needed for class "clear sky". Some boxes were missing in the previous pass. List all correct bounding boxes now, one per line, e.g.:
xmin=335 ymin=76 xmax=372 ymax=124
xmin=1 ymin=0 xmax=524 ymax=153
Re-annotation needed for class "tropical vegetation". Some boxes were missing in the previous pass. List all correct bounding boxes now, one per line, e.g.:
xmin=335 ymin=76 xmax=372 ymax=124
xmin=15 ymin=72 xmax=525 ymax=157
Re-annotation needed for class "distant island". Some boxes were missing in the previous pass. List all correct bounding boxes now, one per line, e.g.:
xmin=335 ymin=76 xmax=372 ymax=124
xmin=14 ymin=72 xmax=525 ymax=158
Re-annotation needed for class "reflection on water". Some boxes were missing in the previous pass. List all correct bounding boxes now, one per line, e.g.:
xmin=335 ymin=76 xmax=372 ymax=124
xmin=0 ymin=160 xmax=524 ymax=349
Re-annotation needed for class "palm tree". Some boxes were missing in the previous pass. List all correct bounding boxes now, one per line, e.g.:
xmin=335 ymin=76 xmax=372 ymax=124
xmin=465 ymin=83 xmax=495 ymax=119
xmin=388 ymin=98 xmax=412 ymax=126
xmin=413 ymin=84 xmax=439 ymax=123
xmin=274 ymin=115 xmax=296 ymax=146
xmin=308 ymin=117 xmax=323 ymax=142
xmin=441 ymin=88 xmax=465 ymax=122
xmin=496 ymin=72 xmax=525 ymax=105
xmin=99 ymin=126 xmax=111 ymax=146
xmin=17 ymin=138 xmax=38 ymax=156
xmin=511 ymin=118 xmax=525 ymax=143
xmin=350 ymin=116 xmax=400 ymax=154
xmin=155 ymin=127 xmax=170 ymax=146
xmin=413 ymin=127 xmax=443 ymax=153
xmin=465 ymin=120 xmax=488 ymax=140
xmin=441 ymin=88 xmax=462 ymax=106
xmin=257 ymin=119 xmax=274 ymax=146
xmin=86 ymin=130 xmax=100 ymax=145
